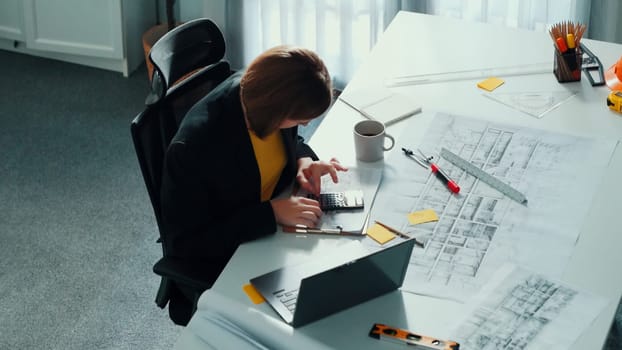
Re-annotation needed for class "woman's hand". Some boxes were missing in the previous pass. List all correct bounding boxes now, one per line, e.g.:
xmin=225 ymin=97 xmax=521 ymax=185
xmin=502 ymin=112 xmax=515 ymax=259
xmin=270 ymin=196 xmax=323 ymax=227
xmin=296 ymin=157 xmax=348 ymax=196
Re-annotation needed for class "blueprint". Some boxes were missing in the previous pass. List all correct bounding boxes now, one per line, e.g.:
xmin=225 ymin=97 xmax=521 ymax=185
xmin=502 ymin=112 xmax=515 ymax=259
xmin=369 ymin=112 xmax=617 ymax=301
xmin=451 ymin=264 xmax=607 ymax=350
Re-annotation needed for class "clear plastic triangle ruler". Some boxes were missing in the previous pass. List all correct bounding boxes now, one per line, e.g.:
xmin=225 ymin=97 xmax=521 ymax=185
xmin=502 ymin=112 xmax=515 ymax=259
xmin=440 ymin=147 xmax=528 ymax=204
xmin=483 ymin=90 xmax=577 ymax=118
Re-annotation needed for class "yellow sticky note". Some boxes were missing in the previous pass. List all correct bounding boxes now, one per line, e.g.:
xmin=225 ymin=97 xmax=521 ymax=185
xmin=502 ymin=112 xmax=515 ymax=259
xmin=408 ymin=209 xmax=439 ymax=225
xmin=477 ymin=77 xmax=505 ymax=91
xmin=366 ymin=223 xmax=396 ymax=245
xmin=243 ymin=283 xmax=265 ymax=304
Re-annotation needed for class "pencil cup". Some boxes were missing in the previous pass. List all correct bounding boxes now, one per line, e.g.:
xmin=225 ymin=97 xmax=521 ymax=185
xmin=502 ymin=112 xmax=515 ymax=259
xmin=354 ymin=120 xmax=395 ymax=162
xmin=553 ymin=46 xmax=582 ymax=83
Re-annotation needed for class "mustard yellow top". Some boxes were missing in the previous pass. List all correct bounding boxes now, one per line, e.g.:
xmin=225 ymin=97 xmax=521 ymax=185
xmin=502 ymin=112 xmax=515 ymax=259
xmin=248 ymin=130 xmax=286 ymax=201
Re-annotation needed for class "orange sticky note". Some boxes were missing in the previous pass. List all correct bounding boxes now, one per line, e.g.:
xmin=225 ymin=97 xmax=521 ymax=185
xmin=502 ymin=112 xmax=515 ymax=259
xmin=408 ymin=209 xmax=439 ymax=225
xmin=243 ymin=283 xmax=265 ymax=304
xmin=366 ymin=223 xmax=396 ymax=244
xmin=477 ymin=77 xmax=504 ymax=91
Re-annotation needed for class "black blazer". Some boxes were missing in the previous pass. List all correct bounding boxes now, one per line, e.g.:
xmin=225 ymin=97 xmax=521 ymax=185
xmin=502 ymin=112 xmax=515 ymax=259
xmin=160 ymin=72 xmax=318 ymax=266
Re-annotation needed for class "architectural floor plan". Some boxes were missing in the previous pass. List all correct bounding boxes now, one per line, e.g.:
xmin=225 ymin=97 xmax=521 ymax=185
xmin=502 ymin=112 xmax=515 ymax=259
xmin=452 ymin=265 xmax=607 ymax=349
xmin=370 ymin=112 xmax=617 ymax=301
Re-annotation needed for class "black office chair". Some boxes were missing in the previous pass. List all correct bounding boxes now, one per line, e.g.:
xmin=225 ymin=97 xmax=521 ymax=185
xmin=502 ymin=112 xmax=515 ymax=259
xmin=130 ymin=18 xmax=232 ymax=325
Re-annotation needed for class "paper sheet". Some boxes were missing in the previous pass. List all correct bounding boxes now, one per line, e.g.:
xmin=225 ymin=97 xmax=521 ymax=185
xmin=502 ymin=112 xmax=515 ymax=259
xmin=243 ymin=284 xmax=265 ymax=304
xmin=477 ymin=77 xmax=505 ymax=91
xmin=369 ymin=112 xmax=617 ymax=301
xmin=407 ymin=209 xmax=439 ymax=225
xmin=366 ymin=223 xmax=396 ymax=244
xmin=451 ymin=264 xmax=608 ymax=350
xmin=187 ymin=290 xmax=333 ymax=350
xmin=341 ymin=87 xmax=422 ymax=126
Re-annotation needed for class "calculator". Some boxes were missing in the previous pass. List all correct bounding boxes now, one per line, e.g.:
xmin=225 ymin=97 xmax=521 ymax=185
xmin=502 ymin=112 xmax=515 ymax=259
xmin=308 ymin=190 xmax=365 ymax=211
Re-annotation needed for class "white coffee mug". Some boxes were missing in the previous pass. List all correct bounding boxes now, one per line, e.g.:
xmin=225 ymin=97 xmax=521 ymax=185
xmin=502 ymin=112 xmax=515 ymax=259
xmin=353 ymin=119 xmax=395 ymax=162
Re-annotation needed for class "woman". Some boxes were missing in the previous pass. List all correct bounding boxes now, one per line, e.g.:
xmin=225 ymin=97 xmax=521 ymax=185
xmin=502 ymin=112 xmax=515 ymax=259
xmin=160 ymin=45 xmax=346 ymax=321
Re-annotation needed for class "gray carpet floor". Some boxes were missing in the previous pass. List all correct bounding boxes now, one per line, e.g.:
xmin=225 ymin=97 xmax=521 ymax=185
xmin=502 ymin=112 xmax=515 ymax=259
xmin=0 ymin=51 xmax=179 ymax=349
xmin=0 ymin=49 xmax=620 ymax=349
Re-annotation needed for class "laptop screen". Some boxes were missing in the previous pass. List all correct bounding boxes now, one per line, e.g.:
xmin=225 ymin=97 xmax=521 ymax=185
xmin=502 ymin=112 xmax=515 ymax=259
xmin=292 ymin=239 xmax=415 ymax=327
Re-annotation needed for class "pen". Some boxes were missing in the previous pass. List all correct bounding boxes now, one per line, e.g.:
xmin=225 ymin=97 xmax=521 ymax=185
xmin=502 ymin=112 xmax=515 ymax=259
xmin=402 ymin=148 xmax=460 ymax=194
xmin=282 ymin=226 xmax=363 ymax=236
xmin=374 ymin=220 xmax=424 ymax=248
xmin=555 ymin=37 xmax=568 ymax=53
xmin=566 ymin=33 xmax=576 ymax=51
xmin=430 ymin=160 xmax=461 ymax=194
xmin=565 ymin=33 xmax=579 ymax=74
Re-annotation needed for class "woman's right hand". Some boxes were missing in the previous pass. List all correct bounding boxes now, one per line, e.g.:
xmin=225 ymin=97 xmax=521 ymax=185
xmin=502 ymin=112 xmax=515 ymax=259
xmin=270 ymin=196 xmax=322 ymax=227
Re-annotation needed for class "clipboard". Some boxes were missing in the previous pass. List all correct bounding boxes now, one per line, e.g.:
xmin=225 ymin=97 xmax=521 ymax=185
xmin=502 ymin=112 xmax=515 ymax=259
xmin=294 ymin=167 xmax=382 ymax=234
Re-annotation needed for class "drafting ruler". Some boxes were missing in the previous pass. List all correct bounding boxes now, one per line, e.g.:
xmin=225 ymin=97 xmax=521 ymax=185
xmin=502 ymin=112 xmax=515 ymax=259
xmin=385 ymin=62 xmax=550 ymax=87
xmin=580 ymin=43 xmax=606 ymax=86
xmin=440 ymin=148 xmax=528 ymax=204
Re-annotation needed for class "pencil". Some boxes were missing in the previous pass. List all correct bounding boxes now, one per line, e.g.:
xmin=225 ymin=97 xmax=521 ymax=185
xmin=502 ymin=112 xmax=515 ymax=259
xmin=374 ymin=220 xmax=424 ymax=248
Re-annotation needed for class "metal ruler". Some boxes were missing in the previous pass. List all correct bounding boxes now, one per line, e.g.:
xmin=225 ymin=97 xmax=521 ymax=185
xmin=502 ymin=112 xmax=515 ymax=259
xmin=440 ymin=148 xmax=528 ymax=204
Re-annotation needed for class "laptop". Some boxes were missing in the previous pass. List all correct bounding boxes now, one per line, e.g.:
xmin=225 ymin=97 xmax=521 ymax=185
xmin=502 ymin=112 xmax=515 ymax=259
xmin=250 ymin=238 xmax=416 ymax=328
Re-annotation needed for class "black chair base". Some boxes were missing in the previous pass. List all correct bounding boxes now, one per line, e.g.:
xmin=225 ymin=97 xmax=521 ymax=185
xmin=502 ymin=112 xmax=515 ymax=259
xmin=167 ymin=284 xmax=196 ymax=326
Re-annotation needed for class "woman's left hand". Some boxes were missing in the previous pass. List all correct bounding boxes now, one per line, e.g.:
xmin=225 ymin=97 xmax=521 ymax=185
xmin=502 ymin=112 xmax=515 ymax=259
xmin=296 ymin=157 xmax=348 ymax=196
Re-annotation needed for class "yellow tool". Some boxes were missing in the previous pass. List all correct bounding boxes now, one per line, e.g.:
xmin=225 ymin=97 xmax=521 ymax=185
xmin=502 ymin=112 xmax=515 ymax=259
xmin=607 ymin=90 xmax=622 ymax=113
xmin=369 ymin=323 xmax=460 ymax=349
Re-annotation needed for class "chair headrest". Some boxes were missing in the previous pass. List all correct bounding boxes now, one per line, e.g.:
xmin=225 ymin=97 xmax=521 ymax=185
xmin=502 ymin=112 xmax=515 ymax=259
xmin=145 ymin=18 xmax=226 ymax=105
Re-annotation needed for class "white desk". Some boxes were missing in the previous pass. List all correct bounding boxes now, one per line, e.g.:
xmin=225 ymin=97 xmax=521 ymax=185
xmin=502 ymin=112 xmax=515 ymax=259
xmin=175 ymin=12 xmax=622 ymax=349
